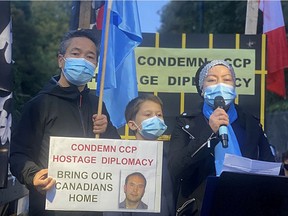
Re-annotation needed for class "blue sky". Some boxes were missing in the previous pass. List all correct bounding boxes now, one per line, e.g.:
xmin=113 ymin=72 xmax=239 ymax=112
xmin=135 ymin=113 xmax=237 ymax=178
xmin=137 ymin=0 xmax=170 ymax=33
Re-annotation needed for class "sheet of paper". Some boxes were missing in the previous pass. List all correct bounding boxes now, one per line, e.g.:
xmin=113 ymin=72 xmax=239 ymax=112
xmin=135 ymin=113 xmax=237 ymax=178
xmin=222 ymin=153 xmax=281 ymax=176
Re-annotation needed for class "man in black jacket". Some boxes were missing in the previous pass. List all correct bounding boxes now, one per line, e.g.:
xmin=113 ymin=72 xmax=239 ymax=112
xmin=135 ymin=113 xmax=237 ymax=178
xmin=10 ymin=29 xmax=120 ymax=216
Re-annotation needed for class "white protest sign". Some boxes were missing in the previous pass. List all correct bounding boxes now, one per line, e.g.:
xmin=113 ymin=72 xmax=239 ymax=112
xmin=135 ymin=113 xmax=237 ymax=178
xmin=46 ymin=137 xmax=163 ymax=213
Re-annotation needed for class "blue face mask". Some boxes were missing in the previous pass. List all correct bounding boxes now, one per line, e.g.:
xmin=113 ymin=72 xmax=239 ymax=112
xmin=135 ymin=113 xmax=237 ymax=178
xmin=203 ymin=83 xmax=236 ymax=107
xmin=62 ymin=58 xmax=96 ymax=86
xmin=138 ymin=116 xmax=167 ymax=140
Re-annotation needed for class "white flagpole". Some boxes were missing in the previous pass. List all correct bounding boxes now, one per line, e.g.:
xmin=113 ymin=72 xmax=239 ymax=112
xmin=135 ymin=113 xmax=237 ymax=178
xmin=245 ymin=0 xmax=259 ymax=34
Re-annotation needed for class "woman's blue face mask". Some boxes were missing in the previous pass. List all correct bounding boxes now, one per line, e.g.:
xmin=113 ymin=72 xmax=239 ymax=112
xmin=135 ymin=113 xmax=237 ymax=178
xmin=135 ymin=116 xmax=167 ymax=140
xmin=203 ymin=83 xmax=236 ymax=107
xmin=62 ymin=57 xmax=96 ymax=86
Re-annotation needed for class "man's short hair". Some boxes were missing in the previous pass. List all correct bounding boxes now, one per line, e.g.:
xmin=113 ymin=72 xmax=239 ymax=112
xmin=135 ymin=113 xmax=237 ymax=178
xmin=125 ymin=172 xmax=147 ymax=187
xmin=58 ymin=29 xmax=100 ymax=58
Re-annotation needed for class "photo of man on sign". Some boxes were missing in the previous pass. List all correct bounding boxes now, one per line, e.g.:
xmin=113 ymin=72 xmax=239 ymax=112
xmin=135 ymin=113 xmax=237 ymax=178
xmin=119 ymin=172 xmax=148 ymax=210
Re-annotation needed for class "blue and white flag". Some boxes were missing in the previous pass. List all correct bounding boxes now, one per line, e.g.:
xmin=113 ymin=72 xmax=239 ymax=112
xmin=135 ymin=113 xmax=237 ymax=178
xmin=97 ymin=0 xmax=142 ymax=128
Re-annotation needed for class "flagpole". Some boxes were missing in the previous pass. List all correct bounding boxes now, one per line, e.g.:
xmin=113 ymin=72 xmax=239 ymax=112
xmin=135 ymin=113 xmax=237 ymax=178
xmin=96 ymin=0 xmax=112 ymax=138
xmin=245 ymin=0 xmax=258 ymax=34
xmin=79 ymin=0 xmax=92 ymax=29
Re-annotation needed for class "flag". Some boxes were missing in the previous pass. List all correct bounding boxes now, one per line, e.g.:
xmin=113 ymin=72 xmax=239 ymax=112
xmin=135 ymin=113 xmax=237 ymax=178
xmin=259 ymin=0 xmax=288 ymax=97
xmin=70 ymin=0 xmax=81 ymax=30
xmin=97 ymin=0 xmax=142 ymax=128
xmin=0 ymin=1 xmax=12 ymax=188
xmin=70 ymin=0 xmax=104 ymax=30
xmin=92 ymin=0 xmax=105 ymax=30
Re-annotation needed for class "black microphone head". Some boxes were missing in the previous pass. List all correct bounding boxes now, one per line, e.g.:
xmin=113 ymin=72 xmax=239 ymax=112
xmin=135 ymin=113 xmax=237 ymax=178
xmin=214 ymin=96 xmax=225 ymax=109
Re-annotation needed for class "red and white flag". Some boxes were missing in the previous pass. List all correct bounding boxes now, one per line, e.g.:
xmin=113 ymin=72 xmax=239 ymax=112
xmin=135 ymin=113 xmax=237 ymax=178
xmin=259 ymin=0 xmax=288 ymax=97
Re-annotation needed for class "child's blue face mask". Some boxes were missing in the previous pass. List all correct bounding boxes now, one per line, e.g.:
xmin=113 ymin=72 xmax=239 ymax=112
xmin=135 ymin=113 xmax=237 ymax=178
xmin=203 ymin=83 xmax=236 ymax=107
xmin=62 ymin=57 xmax=96 ymax=86
xmin=137 ymin=116 xmax=167 ymax=140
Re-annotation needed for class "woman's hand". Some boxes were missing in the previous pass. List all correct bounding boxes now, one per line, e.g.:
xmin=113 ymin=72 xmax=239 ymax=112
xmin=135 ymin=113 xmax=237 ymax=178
xmin=209 ymin=107 xmax=229 ymax=133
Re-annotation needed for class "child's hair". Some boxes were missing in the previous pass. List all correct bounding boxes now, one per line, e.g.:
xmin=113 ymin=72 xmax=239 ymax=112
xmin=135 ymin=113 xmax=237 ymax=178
xmin=125 ymin=94 xmax=163 ymax=122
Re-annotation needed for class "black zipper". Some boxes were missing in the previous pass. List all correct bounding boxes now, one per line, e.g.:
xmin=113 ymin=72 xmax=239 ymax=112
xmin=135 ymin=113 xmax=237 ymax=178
xmin=176 ymin=198 xmax=196 ymax=216
xmin=181 ymin=126 xmax=216 ymax=159
xmin=78 ymin=95 xmax=86 ymax=136
xmin=181 ymin=126 xmax=195 ymax=140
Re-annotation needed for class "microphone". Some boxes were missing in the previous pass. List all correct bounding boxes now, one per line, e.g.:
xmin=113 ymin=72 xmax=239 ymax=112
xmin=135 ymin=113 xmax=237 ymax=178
xmin=214 ymin=96 xmax=228 ymax=148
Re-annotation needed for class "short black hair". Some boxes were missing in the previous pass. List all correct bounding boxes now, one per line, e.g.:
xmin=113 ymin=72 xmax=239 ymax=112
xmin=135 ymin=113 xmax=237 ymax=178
xmin=125 ymin=94 xmax=163 ymax=123
xmin=125 ymin=172 xmax=147 ymax=188
xmin=58 ymin=29 xmax=100 ymax=58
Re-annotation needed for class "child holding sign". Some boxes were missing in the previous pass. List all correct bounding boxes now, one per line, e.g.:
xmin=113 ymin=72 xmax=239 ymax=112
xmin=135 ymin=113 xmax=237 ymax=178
xmin=105 ymin=94 xmax=175 ymax=215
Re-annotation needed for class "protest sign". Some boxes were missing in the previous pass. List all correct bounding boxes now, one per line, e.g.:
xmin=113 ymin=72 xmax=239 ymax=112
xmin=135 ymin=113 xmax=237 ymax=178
xmin=46 ymin=137 xmax=163 ymax=213
xmin=135 ymin=48 xmax=255 ymax=94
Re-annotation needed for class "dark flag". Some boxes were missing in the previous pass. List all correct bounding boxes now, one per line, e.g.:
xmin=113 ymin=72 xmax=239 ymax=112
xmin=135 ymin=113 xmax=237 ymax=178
xmin=92 ymin=0 xmax=105 ymax=30
xmin=0 ymin=1 xmax=13 ymax=188
xmin=70 ymin=0 xmax=81 ymax=30
xmin=69 ymin=0 xmax=104 ymax=30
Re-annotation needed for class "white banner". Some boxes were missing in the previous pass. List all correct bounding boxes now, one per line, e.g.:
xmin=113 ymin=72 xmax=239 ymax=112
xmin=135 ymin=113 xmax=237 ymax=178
xmin=46 ymin=137 xmax=163 ymax=213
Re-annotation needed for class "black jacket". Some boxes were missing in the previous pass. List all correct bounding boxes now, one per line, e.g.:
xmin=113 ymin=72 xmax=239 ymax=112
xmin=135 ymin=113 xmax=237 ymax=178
xmin=168 ymin=105 xmax=275 ymax=215
xmin=10 ymin=76 xmax=120 ymax=216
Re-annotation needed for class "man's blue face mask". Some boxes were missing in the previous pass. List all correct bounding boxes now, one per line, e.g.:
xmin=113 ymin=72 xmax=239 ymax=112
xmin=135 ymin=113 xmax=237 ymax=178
xmin=203 ymin=83 xmax=236 ymax=107
xmin=62 ymin=57 xmax=96 ymax=86
xmin=136 ymin=116 xmax=167 ymax=140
